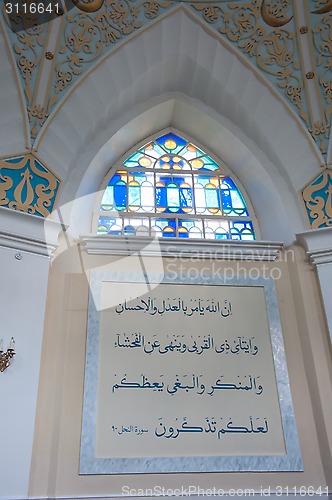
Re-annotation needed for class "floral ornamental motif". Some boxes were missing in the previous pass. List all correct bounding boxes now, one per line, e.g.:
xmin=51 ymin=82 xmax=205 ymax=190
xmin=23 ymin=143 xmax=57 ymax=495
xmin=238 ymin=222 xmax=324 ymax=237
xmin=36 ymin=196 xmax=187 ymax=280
xmin=0 ymin=0 xmax=331 ymax=157
xmin=53 ymin=0 xmax=172 ymax=96
xmin=312 ymin=11 xmax=332 ymax=154
xmin=302 ymin=168 xmax=332 ymax=228
xmin=2 ymin=3 xmax=49 ymax=139
xmin=0 ymin=154 xmax=61 ymax=217
xmin=193 ymin=0 xmax=309 ymax=124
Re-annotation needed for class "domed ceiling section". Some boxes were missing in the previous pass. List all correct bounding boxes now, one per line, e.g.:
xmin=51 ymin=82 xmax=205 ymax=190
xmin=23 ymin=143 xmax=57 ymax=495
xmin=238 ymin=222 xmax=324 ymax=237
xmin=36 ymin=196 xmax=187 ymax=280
xmin=0 ymin=0 xmax=331 ymax=162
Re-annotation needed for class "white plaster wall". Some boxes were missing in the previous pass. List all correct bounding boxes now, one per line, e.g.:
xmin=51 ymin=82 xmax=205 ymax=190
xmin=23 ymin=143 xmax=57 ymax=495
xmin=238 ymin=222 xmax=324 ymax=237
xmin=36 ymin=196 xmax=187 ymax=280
xmin=0 ymin=208 xmax=58 ymax=500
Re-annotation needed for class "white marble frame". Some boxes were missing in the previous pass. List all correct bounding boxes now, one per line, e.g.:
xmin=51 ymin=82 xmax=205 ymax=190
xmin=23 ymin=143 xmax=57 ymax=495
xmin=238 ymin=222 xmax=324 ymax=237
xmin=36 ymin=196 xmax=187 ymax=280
xmin=80 ymin=271 xmax=303 ymax=474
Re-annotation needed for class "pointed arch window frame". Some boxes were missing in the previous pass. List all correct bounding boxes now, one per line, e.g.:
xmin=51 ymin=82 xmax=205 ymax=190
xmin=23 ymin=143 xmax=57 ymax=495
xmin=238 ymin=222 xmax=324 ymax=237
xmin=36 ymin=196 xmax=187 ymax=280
xmin=93 ymin=130 xmax=260 ymax=242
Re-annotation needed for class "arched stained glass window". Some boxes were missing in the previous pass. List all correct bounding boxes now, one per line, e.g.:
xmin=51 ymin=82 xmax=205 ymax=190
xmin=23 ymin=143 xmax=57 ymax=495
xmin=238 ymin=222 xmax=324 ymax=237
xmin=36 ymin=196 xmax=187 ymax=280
xmin=96 ymin=132 xmax=256 ymax=240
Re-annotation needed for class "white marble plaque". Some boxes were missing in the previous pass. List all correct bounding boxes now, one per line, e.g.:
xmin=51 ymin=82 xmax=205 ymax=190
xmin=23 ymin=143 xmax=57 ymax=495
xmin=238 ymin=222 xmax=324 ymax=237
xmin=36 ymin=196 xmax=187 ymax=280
xmin=80 ymin=272 xmax=302 ymax=473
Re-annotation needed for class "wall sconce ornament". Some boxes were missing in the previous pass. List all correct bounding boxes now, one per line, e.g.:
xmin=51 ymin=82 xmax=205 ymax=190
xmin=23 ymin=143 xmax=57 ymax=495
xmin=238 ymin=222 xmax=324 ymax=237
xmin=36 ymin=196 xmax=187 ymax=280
xmin=0 ymin=338 xmax=16 ymax=372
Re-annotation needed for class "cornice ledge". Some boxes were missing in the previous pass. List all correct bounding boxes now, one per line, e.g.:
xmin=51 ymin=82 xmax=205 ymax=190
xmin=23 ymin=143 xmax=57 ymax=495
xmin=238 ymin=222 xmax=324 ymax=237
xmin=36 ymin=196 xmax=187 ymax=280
xmin=0 ymin=206 xmax=62 ymax=257
xmin=80 ymin=235 xmax=284 ymax=261
xmin=296 ymin=227 xmax=332 ymax=267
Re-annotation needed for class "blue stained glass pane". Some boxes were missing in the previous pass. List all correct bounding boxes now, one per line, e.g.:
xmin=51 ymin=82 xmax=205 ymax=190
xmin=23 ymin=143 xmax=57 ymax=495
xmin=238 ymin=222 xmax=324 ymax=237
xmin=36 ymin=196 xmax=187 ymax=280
xmin=205 ymin=187 xmax=220 ymax=208
xmin=163 ymin=229 xmax=175 ymax=238
xmin=139 ymin=142 xmax=166 ymax=158
xmin=124 ymin=225 xmax=136 ymax=236
xmin=200 ymin=159 xmax=220 ymax=172
xmin=196 ymin=175 xmax=210 ymax=187
xmin=180 ymin=220 xmax=195 ymax=230
xmin=101 ymin=186 xmax=114 ymax=211
xmin=155 ymin=219 xmax=169 ymax=229
xmin=155 ymin=133 xmax=187 ymax=154
xmin=109 ymin=226 xmax=122 ymax=236
xmin=109 ymin=173 xmax=121 ymax=185
xmin=167 ymin=219 xmax=176 ymax=229
xmin=179 ymin=186 xmax=193 ymax=208
xmin=124 ymin=152 xmax=143 ymax=167
xmin=231 ymin=221 xmax=254 ymax=240
xmin=216 ymin=232 xmax=230 ymax=240
xmin=156 ymin=185 xmax=167 ymax=208
xmin=222 ymin=189 xmax=232 ymax=210
xmin=128 ymin=185 xmax=140 ymax=207
xmin=98 ymin=225 xmax=108 ymax=234
xmin=132 ymin=173 xmax=147 ymax=184
xmin=114 ymin=182 xmax=127 ymax=211
xmin=230 ymin=190 xmax=245 ymax=209
xmin=167 ymin=183 xmax=180 ymax=210
xmin=98 ymin=216 xmax=116 ymax=229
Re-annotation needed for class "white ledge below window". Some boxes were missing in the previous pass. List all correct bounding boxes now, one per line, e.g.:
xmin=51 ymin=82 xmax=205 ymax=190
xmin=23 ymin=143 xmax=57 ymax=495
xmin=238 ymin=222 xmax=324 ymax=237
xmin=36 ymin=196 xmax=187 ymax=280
xmin=80 ymin=235 xmax=283 ymax=261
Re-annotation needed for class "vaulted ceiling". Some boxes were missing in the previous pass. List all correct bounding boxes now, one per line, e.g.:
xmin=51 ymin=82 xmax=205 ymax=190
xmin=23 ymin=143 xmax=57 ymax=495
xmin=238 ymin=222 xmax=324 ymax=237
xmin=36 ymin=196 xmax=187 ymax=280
xmin=0 ymin=0 xmax=331 ymax=241
xmin=1 ymin=0 xmax=331 ymax=161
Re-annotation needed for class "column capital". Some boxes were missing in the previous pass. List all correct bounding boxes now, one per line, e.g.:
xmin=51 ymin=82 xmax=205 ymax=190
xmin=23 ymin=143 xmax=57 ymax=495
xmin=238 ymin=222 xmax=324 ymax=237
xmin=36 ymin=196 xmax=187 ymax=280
xmin=296 ymin=227 xmax=332 ymax=266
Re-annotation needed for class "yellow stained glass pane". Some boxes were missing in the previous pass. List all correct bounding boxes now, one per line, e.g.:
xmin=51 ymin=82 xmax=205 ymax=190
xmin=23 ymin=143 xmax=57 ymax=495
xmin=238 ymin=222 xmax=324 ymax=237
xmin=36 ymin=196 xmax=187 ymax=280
xmin=192 ymin=159 xmax=204 ymax=170
xmin=138 ymin=156 xmax=152 ymax=167
xmin=164 ymin=140 xmax=177 ymax=150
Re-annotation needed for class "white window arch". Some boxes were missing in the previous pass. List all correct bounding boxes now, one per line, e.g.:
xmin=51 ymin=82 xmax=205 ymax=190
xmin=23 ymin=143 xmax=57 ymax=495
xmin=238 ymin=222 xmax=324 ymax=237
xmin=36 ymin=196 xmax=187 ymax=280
xmin=94 ymin=131 xmax=258 ymax=241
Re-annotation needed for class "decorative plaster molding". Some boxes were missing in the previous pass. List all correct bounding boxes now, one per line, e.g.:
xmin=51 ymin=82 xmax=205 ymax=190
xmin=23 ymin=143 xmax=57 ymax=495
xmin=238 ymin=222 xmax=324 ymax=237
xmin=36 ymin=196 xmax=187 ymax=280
xmin=0 ymin=153 xmax=61 ymax=217
xmin=0 ymin=206 xmax=62 ymax=257
xmin=297 ymin=227 xmax=332 ymax=266
xmin=80 ymin=235 xmax=283 ymax=261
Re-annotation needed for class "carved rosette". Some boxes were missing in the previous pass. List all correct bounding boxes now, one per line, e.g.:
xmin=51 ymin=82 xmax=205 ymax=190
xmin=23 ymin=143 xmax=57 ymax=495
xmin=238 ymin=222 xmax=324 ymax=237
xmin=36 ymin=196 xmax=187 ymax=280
xmin=302 ymin=168 xmax=332 ymax=228
xmin=0 ymin=154 xmax=61 ymax=217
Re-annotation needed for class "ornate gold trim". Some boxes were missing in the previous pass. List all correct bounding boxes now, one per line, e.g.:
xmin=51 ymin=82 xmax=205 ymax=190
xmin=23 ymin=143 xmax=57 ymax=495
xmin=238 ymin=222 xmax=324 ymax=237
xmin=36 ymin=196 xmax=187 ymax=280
xmin=33 ymin=4 xmax=323 ymax=165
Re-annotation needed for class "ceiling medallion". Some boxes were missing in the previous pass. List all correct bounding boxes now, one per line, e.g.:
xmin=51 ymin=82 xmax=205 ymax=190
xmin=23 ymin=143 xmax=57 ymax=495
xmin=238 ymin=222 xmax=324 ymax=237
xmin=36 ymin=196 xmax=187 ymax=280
xmin=299 ymin=26 xmax=308 ymax=34
xmin=306 ymin=72 xmax=315 ymax=80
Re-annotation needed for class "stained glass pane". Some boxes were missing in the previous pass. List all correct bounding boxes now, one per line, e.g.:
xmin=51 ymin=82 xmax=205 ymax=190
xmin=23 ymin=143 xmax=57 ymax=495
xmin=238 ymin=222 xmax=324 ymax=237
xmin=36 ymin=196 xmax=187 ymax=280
xmin=128 ymin=181 xmax=140 ymax=211
xmin=178 ymin=226 xmax=189 ymax=238
xmin=205 ymin=183 xmax=220 ymax=214
xmin=100 ymin=185 xmax=114 ymax=210
xmin=189 ymin=227 xmax=203 ymax=239
xmin=114 ymin=181 xmax=127 ymax=211
xmin=124 ymin=225 xmax=136 ymax=236
xmin=137 ymin=225 xmax=149 ymax=236
xmin=167 ymin=182 xmax=180 ymax=212
xmin=141 ymin=181 xmax=154 ymax=212
xmin=156 ymin=182 xmax=167 ymax=212
xmin=179 ymin=182 xmax=193 ymax=213
xmin=98 ymin=133 xmax=255 ymax=239
xmin=221 ymin=177 xmax=248 ymax=216
xmin=155 ymin=132 xmax=187 ymax=154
